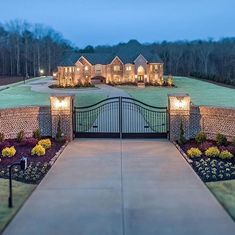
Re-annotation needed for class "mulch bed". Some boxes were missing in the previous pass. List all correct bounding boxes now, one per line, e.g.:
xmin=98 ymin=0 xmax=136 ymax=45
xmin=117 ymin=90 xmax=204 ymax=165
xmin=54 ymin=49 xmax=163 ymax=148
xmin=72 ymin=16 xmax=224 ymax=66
xmin=179 ymin=140 xmax=235 ymax=182
xmin=0 ymin=138 xmax=65 ymax=184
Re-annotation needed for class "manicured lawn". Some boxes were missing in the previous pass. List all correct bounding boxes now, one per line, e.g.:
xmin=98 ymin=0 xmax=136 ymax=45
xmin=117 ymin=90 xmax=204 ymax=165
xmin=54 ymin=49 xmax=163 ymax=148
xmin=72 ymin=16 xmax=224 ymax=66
xmin=1 ymin=76 xmax=235 ymax=108
xmin=207 ymin=180 xmax=235 ymax=220
xmin=0 ymin=85 xmax=107 ymax=108
xmin=0 ymin=179 xmax=35 ymax=233
xmin=120 ymin=76 xmax=235 ymax=107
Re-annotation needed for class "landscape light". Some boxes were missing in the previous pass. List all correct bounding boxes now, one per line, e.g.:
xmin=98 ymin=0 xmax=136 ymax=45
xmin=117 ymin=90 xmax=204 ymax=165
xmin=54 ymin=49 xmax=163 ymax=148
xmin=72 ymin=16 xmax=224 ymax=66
xmin=52 ymin=97 xmax=70 ymax=110
xmin=175 ymin=97 xmax=186 ymax=109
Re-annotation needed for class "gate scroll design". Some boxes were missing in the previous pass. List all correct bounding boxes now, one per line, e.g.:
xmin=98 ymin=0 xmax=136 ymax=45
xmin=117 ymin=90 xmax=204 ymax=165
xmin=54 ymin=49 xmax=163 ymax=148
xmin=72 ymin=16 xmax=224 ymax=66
xmin=74 ymin=97 xmax=168 ymax=138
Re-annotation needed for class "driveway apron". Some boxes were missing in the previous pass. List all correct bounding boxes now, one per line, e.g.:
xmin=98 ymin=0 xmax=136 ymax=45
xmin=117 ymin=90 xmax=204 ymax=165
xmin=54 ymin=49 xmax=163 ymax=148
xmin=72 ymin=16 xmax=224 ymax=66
xmin=3 ymin=139 xmax=235 ymax=235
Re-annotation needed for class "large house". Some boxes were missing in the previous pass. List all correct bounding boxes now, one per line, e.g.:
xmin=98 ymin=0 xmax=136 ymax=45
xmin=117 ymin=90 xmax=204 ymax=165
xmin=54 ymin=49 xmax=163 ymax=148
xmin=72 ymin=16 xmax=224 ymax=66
xmin=56 ymin=50 xmax=164 ymax=87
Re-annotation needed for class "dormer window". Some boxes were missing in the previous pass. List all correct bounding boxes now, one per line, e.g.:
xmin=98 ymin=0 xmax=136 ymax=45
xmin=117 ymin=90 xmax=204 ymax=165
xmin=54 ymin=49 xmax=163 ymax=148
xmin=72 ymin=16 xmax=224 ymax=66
xmin=113 ymin=65 xmax=121 ymax=71
xmin=126 ymin=66 xmax=132 ymax=71
xmin=85 ymin=66 xmax=89 ymax=71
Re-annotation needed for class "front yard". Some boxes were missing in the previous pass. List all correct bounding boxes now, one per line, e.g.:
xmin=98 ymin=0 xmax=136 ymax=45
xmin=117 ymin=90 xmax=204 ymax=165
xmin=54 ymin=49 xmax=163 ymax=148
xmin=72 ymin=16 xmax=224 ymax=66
xmin=179 ymin=132 xmax=235 ymax=220
xmin=0 ymin=180 xmax=35 ymax=233
xmin=0 ymin=78 xmax=107 ymax=108
xmin=120 ymin=76 xmax=235 ymax=107
xmin=0 ymin=135 xmax=66 ymax=233
xmin=207 ymin=180 xmax=235 ymax=220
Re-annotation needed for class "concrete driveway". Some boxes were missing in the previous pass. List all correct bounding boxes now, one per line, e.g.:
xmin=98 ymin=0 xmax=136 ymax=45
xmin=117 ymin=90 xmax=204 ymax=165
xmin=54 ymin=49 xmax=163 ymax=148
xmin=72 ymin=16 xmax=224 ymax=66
xmin=3 ymin=139 xmax=235 ymax=235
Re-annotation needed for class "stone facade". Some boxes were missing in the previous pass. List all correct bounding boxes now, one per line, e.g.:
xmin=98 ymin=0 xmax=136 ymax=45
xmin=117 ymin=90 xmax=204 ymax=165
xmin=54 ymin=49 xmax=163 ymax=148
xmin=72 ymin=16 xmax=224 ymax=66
xmin=56 ymin=54 xmax=164 ymax=87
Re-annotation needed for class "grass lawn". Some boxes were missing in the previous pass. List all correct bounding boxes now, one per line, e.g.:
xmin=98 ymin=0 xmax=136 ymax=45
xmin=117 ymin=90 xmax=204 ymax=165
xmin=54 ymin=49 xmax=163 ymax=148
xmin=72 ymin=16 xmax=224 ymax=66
xmin=0 ymin=179 xmax=36 ymax=233
xmin=0 ymin=86 xmax=107 ymax=108
xmin=120 ymin=76 xmax=235 ymax=107
xmin=207 ymin=180 xmax=235 ymax=221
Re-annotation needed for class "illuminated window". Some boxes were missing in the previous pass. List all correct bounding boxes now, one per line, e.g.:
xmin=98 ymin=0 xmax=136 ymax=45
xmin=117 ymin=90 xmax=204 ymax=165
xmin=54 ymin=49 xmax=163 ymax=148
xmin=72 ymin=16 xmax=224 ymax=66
xmin=113 ymin=65 xmax=121 ymax=71
xmin=137 ymin=66 xmax=144 ymax=74
xmin=126 ymin=66 xmax=132 ymax=71
xmin=85 ymin=66 xmax=89 ymax=71
xmin=154 ymin=65 xmax=159 ymax=71
xmin=69 ymin=67 xmax=72 ymax=72
xmin=76 ymin=68 xmax=80 ymax=72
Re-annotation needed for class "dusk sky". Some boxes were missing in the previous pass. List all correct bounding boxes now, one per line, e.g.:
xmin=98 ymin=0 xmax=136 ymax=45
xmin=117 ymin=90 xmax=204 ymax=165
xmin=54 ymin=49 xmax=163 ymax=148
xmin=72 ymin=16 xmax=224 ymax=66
xmin=0 ymin=0 xmax=234 ymax=47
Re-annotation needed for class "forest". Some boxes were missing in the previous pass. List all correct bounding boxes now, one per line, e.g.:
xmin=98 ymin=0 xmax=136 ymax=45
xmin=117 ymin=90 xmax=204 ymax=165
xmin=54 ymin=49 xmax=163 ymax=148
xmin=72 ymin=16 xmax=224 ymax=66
xmin=0 ymin=20 xmax=74 ymax=77
xmin=0 ymin=20 xmax=234 ymax=85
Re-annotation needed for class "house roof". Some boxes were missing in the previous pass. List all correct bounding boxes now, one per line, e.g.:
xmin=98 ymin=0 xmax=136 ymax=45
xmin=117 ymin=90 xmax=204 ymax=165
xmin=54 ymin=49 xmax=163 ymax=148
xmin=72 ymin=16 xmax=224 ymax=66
xmin=59 ymin=49 xmax=163 ymax=66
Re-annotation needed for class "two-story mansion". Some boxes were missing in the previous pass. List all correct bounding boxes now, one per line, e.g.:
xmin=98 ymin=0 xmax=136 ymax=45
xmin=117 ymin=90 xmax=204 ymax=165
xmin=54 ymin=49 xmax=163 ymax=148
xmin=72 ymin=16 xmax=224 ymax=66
xmin=56 ymin=51 xmax=164 ymax=87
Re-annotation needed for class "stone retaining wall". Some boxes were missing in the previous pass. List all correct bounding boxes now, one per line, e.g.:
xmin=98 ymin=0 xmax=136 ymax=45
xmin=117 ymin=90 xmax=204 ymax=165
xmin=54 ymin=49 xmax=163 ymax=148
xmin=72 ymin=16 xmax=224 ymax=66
xmin=0 ymin=106 xmax=52 ymax=139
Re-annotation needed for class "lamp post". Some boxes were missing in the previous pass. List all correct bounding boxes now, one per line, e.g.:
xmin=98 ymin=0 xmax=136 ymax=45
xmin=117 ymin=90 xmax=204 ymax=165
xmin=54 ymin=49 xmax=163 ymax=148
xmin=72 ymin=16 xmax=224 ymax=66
xmin=39 ymin=69 xmax=44 ymax=77
xmin=8 ymin=157 xmax=28 ymax=208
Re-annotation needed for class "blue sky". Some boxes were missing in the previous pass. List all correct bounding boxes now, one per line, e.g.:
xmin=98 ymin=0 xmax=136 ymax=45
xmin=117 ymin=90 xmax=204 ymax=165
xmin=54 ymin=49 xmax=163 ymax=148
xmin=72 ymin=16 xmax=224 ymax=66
xmin=0 ymin=0 xmax=234 ymax=47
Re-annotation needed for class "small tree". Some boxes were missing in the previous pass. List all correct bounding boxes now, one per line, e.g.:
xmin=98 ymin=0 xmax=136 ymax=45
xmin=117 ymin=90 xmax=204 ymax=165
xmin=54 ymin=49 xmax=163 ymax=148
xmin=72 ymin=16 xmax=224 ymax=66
xmin=167 ymin=74 xmax=173 ymax=86
xmin=178 ymin=120 xmax=186 ymax=145
xmin=55 ymin=116 xmax=63 ymax=142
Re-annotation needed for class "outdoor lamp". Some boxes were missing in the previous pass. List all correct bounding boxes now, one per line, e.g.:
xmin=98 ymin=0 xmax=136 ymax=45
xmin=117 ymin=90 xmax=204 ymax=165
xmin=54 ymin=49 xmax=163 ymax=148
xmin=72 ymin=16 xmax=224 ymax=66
xmin=175 ymin=97 xmax=185 ymax=109
xmin=39 ymin=69 xmax=44 ymax=76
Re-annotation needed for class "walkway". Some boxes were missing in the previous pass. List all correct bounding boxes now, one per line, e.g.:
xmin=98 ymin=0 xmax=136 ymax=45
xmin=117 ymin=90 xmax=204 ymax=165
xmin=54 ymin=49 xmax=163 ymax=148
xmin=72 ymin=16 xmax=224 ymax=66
xmin=3 ymin=139 xmax=235 ymax=235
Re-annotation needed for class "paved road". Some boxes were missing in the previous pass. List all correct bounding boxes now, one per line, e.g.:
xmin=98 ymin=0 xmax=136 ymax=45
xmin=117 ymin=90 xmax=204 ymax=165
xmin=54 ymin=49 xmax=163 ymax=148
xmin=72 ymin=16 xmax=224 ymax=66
xmin=3 ymin=139 xmax=235 ymax=235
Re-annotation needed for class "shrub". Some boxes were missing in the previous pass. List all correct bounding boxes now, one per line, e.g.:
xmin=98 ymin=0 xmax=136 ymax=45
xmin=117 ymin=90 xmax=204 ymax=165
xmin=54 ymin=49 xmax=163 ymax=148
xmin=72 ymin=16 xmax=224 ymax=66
xmin=33 ymin=129 xmax=41 ymax=140
xmin=0 ymin=133 xmax=4 ymax=142
xmin=219 ymin=150 xmax=233 ymax=160
xmin=216 ymin=133 xmax=227 ymax=146
xmin=187 ymin=148 xmax=202 ymax=158
xmin=2 ymin=146 xmax=16 ymax=157
xmin=195 ymin=132 xmax=207 ymax=144
xmin=31 ymin=145 xmax=45 ymax=156
xmin=205 ymin=147 xmax=220 ymax=158
xmin=17 ymin=130 xmax=25 ymax=143
xmin=38 ymin=139 xmax=51 ymax=149
xmin=55 ymin=117 xmax=64 ymax=142
xmin=178 ymin=120 xmax=186 ymax=145
xmin=167 ymin=75 xmax=173 ymax=86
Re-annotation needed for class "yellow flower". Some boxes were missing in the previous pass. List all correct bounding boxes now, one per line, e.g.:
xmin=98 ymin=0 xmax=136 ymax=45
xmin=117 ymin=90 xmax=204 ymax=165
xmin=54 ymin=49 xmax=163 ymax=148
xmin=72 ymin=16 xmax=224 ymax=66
xmin=2 ymin=146 xmax=16 ymax=157
xmin=187 ymin=148 xmax=202 ymax=158
xmin=31 ymin=145 xmax=46 ymax=156
xmin=38 ymin=139 xmax=51 ymax=149
xmin=205 ymin=147 xmax=220 ymax=157
xmin=219 ymin=150 xmax=233 ymax=160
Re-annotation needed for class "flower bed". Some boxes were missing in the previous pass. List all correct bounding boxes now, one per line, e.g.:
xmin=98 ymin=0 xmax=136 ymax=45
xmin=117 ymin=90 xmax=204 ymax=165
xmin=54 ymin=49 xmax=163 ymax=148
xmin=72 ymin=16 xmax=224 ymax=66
xmin=0 ymin=137 xmax=65 ymax=184
xmin=179 ymin=136 xmax=235 ymax=182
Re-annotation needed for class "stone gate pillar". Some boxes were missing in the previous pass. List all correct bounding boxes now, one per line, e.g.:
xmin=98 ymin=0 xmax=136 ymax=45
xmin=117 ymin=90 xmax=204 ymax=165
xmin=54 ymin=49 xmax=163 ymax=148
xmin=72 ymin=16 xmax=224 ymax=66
xmin=168 ymin=93 xmax=191 ymax=141
xmin=50 ymin=95 xmax=74 ymax=141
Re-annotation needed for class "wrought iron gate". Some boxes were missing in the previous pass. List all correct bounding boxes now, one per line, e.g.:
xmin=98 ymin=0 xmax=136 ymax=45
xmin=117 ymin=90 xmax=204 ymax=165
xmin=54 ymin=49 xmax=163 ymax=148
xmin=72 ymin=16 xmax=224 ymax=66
xmin=74 ymin=97 xmax=168 ymax=138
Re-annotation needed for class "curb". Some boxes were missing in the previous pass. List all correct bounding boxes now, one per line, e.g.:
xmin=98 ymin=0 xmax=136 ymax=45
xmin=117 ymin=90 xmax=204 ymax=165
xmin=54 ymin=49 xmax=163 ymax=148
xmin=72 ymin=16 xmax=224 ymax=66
xmin=173 ymin=141 xmax=193 ymax=164
xmin=49 ymin=141 xmax=69 ymax=166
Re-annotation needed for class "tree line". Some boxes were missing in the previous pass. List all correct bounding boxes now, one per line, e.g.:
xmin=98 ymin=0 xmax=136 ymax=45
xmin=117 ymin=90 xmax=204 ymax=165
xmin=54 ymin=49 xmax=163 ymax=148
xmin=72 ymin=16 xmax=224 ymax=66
xmin=0 ymin=19 xmax=74 ymax=77
xmin=1 ymin=19 xmax=234 ymax=86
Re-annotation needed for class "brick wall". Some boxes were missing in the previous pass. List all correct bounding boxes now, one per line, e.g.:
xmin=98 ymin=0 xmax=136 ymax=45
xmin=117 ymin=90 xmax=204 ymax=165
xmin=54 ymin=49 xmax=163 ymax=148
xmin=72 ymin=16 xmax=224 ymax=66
xmin=170 ymin=105 xmax=235 ymax=141
xmin=0 ymin=106 xmax=52 ymax=139
xmin=190 ymin=106 xmax=235 ymax=141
